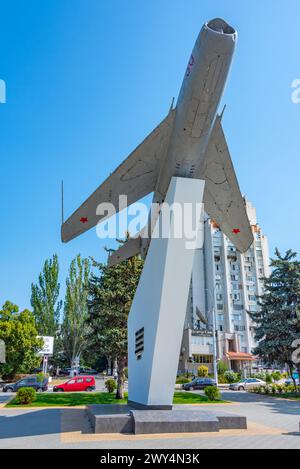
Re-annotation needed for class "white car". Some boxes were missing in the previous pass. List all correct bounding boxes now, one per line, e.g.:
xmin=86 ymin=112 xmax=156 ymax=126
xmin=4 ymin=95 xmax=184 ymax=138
xmin=229 ymin=378 xmax=266 ymax=391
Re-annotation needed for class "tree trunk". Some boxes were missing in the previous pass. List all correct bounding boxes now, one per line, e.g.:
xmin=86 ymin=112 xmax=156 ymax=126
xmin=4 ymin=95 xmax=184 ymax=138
xmin=116 ymin=357 xmax=126 ymax=400
xmin=288 ymin=363 xmax=297 ymax=392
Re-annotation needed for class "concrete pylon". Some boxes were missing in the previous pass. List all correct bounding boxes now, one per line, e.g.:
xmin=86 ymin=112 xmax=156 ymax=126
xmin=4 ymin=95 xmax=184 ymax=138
xmin=128 ymin=177 xmax=205 ymax=409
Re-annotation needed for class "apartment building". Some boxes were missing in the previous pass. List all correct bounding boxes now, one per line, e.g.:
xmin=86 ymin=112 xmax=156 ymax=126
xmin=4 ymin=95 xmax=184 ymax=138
xmin=179 ymin=200 xmax=270 ymax=375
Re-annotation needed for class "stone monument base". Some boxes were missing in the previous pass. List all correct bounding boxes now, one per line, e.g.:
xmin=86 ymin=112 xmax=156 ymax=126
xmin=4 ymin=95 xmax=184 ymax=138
xmin=86 ymin=404 xmax=247 ymax=435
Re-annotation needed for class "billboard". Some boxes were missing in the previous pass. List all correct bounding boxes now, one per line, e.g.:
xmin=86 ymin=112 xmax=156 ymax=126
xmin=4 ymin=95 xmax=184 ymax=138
xmin=37 ymin=336 xmax=54 ymax=356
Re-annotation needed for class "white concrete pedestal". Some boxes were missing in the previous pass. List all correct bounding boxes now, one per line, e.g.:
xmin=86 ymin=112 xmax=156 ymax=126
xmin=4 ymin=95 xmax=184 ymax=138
xmin=128 ymin=177 xmax=205 ymax=408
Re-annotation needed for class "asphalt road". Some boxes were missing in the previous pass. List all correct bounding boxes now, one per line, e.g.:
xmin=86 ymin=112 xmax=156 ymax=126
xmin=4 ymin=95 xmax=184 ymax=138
xmin=0 ymin=391 xmax=299 ymax=449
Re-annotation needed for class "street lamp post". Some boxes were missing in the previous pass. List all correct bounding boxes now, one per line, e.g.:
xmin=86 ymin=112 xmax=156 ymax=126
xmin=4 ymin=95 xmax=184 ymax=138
xmin=211 ymin=305 xmax=219 ymax=386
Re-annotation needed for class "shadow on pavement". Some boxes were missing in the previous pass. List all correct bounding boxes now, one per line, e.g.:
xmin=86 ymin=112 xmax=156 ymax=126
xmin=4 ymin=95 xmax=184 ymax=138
xmin=0 ymin=408 xmax=91 ymax=439
xmin=221 ymin=391 xmax=300 ymax=417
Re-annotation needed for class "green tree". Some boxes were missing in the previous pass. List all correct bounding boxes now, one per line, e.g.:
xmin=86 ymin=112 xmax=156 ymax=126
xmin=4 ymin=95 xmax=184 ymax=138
xmin=217 ymin=360 xmax=228 ymax=376
xmin=249 ymin=250 xmax=300 ymax=391
xmin=0 ymin=301 xmax=43 ymax=379
xmin=88 ymin=244 xmax=144 ymax=399
xmin=197 ymin=365 xmax=209 ymax=377
xmin=31 ymin=254 xmax=62 ymax=337
xmin=271 ymin=371 xmax=282 ymax=383
xmin=61 ymin=255 xmax=91 ymax=370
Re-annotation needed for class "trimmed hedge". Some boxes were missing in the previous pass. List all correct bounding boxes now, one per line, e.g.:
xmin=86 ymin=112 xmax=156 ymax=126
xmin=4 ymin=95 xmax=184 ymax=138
xmin=15 ymin=387 xmax=36 ymax=405
xmin=105 ymin=379 xmax=117 ymax=393
xmin=204 ymin=386 xmax=221 ymax=401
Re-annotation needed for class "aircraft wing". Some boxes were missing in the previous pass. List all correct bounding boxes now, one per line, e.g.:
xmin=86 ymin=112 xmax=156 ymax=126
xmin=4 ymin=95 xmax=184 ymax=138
xmin=61 ymin=109 xmax=176 ymax=243
xmin=202 ymin=116 xmax=254 ymax=253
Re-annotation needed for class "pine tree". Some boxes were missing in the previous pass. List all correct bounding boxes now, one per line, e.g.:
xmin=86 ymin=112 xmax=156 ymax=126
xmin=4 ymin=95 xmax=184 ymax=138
xmin=61 ymin=255 xmax=91 ymax=370
xmin=249 ymin=249 xmax=300 ymax=390
xmin=31 ymin=254 xmax=62 ymax=337
xmin=88 ymin=242 xmax=144 ymax=399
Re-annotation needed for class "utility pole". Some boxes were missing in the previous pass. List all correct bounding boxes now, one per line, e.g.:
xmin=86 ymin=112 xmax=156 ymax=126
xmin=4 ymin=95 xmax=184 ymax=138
xmin=205 ymin=286 xmax=219 ymax=386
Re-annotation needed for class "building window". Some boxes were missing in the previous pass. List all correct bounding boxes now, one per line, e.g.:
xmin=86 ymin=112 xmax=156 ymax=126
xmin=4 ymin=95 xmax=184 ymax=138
xmin=192 ymin=355 xmax=213 ymax=364
xmin=233 ymin=314 xmax=242 ymax=321
xmin=233 ymin=304 xmax=243 ymax=311
xmin=234 ymin=325 xmax=246 ymax=332
xmin=248 ymin=295 xmax=257 ymax=302
xmin=218 ymin=314 xmax=224 ymax=322
xmin=216 ymin=293 xmax=223 ymax=301
xmin=217 ymin=304 xmax=224 ymax=311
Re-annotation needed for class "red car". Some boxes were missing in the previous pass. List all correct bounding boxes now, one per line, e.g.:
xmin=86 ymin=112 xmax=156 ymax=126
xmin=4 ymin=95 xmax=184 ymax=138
xmin=53 ymin=376 xmax=96 ymax=393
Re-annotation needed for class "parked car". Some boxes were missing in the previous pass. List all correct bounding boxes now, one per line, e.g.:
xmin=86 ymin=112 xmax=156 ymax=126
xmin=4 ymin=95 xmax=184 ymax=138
xmin=3 ymin=375 xmax=48 ymax=393
xmin=183 ymin=378 xmax=216 ymax=391
xmin=58 ymin=368 xmax=72 ymax=376
xmin=229 ymin=378 xmax=266 ymax=391
xmin=79 ymin=368 xmax=98 ymax=376
xmin=53 ymin=376 xmax=96 ymax=393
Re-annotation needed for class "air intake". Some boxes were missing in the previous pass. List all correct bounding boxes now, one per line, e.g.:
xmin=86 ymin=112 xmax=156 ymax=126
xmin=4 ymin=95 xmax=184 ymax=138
xmin=207 ymin=18 xmax=236 ymax=35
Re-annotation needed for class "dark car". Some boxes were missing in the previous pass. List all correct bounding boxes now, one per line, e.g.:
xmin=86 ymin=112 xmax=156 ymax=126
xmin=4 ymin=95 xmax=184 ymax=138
xmin=183 ymin=378 xmax=216 ymax=391
xmin=3 ymin=375 xmax=48 ymax=393
xmin=58 ymin=368 xmax=72 ymax=376
xmin=79 ymin=368 xmax=98 ymax=376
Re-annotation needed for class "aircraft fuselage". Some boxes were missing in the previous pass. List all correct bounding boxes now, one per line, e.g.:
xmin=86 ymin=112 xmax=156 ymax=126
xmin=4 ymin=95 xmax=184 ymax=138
xmin=154 ymin=18 xmax=237 ymax=203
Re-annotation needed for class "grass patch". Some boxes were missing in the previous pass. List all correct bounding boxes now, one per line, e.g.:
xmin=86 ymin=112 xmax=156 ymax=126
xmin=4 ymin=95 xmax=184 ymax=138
xmin=6 ymin=391 xmax=226 ymax=408
xmin=270 ymin=393 xmax=300 ymax=400
xmin=7 ymin=392 xmax=127 ymax=407
xmin=173 ymin=392 xmax=224 ymax=404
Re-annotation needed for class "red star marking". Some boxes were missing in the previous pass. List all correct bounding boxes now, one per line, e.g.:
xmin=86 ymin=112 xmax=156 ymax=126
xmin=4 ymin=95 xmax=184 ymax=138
xmin=232 ymin=228 xmax=240 ymax=235
xmin=80 ymin=217 xmax=88 ymax=224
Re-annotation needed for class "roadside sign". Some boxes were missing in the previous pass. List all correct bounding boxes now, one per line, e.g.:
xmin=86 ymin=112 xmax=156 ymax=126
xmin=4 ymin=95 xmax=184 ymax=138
xmin=37 ymin=336 xmax=54 ymax=356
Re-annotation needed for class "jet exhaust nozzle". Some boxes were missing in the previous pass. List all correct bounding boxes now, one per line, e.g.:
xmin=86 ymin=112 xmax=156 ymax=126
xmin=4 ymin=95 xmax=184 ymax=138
xmin=206 ymin=18 xmax=236 ymax=36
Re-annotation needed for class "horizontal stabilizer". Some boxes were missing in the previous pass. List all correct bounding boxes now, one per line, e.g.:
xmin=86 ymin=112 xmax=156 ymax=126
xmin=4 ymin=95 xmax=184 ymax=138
xmin=108 ymin=237 xmax=141 ymax=267
xmin=202 ymin=116 xmax=254 ymax=253
xmin=61 ymin=109 xmax=176 ymax=243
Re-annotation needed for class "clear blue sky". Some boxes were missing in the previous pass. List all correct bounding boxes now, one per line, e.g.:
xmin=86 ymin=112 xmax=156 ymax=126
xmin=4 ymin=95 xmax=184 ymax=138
xmin=1 ymin=0 xmax=299 ymax=310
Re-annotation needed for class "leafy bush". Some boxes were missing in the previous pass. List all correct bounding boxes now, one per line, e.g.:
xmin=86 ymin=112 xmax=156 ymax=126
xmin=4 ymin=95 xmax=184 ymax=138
xmin=252 ymin=372 xmax=266 ymax=381
xmin=217 ymin=375 xmax=227 ymax=384
xmin=224 ymin=371 xmax=239 ymax=384
xmin=271 ymin=371 xmax=282 ymax=383
xmin=105 ymin=379 xmax=117 ymax=393
xmin=217 ymin=360 xmax=228 ymax=376
xmin=265 ymin=374 xmax=272 ymax=385
xmin=277 ymin=384 xmax=283 ymax=394
xmin=36 ymin=372 xmax=48 ymax=383
xmin=176 ymin=376 xmax=190 ymax=384
xmin=15 ymin=387 xmax=36 ymax=405
xmin=204 ymin=386 xmax=221 ymax=401
xmin=271 ymin=385 xmax=277 ymax=394
xmin=197 ymin=366 xmax=209 ymax=378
